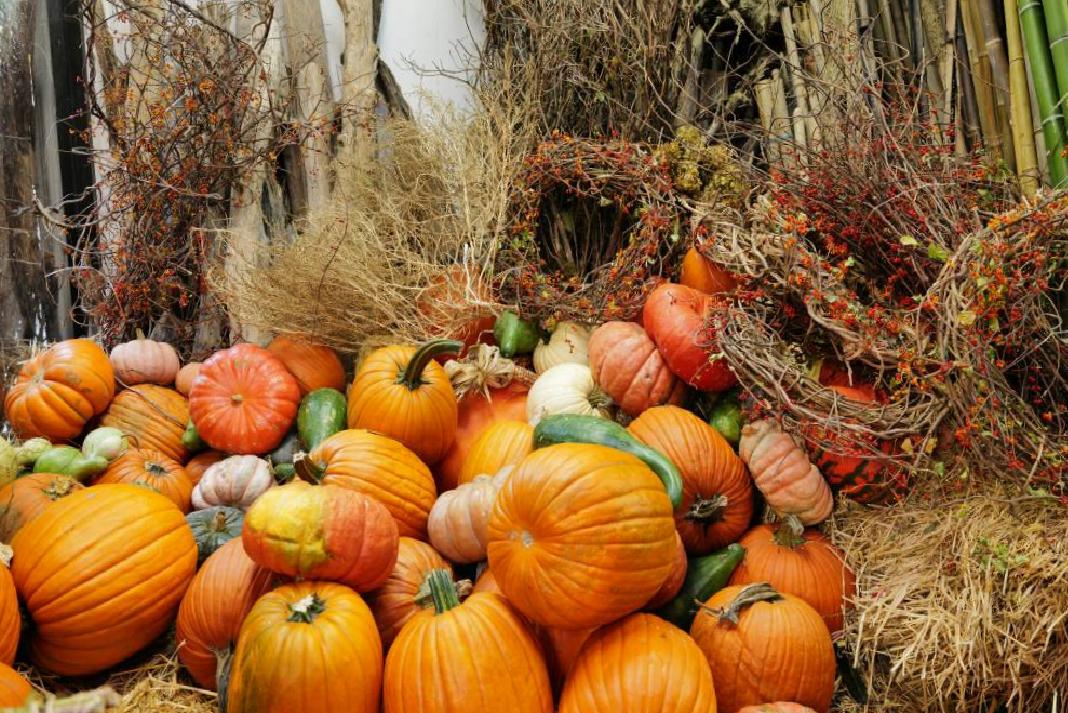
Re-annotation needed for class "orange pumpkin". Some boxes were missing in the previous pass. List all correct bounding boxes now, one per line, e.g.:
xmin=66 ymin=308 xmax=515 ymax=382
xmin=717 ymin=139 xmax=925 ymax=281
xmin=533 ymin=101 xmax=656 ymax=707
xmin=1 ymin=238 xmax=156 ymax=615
xmin=96 ymin=448 xmax=193 ymax=511
xmin=300 ymin=429 xmax=437 ymax=539
xmin=0 ymin=663 xmax=32 ymax=708
xmin=176 ymin=538 xmax=275 ymax=690
xmin=729 ymin=521 xmax=855 ymax=633
xmin=384 ymin=569 xmax=553 ymax=712
xmin=643 ymin=282 xmax=736 ymax=392
xmin=737 ymin=704 xmax=819 ymax=713
xmin=560 ymin=612 xmax=718 ymax=713
xmin=629 ymin=405 xmax=753 ymax=553
xmin=11 ymin=484 xmax=197 ymax=675
xmin=487 ymin=444 xmax=677 ymax=629
xmin=458 ymin=420 xmax=533 ymax=485
xmin=416 ymin=265 xmax=497 ymax=357
xmin=690 ymin=583 xmax=835 ymax=713
xmin=348 ymin=340 xmax=460 ymax=466
xmin=0 ymin=473 xmax=83 ymax=542
xmin=101 ymin=384 xmax=190 ymax=462
xmin=4 ymin=339 xmax=115 ymax=441
xmin=227 ymin=581 xmax=382 ymax=713
xmin=175 ymin=362 xmax=202 ymax=396
xmin=646 ymin=531 xmax=687 ymax=609
xmin=588 ymin=321 xmax=686 ymax=416
xmin=680 ymin=246 xmax=738 ymax=295
xmin=185 ymin=450 xmax=226 ymax=485
xmin=266 ymin=334 xmax=347 ymax=396
xmin=435 ymin=381 xmax=528 ymax=491
xmin=739 ymin=420 xmax=833 ymax=525
xmin=242 ymin=480 xmax=399 ymax=592
xmin=0 ymin=553 xmax=18 ymax=665
xmin=368 ymin=537 xmax=452 ymax=650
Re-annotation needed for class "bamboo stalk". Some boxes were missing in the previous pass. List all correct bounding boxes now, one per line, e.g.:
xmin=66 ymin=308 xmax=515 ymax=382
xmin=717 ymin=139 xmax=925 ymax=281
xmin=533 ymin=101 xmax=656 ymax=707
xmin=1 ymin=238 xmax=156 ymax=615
xmin=1043 ymin=0 xmax=1068 ymax=105
xmin=1023 ymin=39 xmax=1053 ymax=183
xmin=890 ymin=0 xmax=915 ymax=70
xmin=910 ymin=0 xmax=930 ymax=117
xmin=782 ymin=6 xmax=819 ymax=154
xmin=961 ymin=0 xmax=1003 ymax=156
xmin=876 ymin=0 xmax=903 ymax=72
xmin=957 ymin=10 xmax=984 ymax=148
xmin=976 ymin=0 xmax=1015 ymax=168
xmin=771 ymin=70 xmax=794 ymax=169
xmin=920 ymin=0 xmax=947 ymax=120
xmin=940 ymin=0 xmax=960 ymax=134
xmin=1005 ymin=0 xmax=1041 ymax=194
xmin=1019 ymin=0 xmax=1068 ymax=185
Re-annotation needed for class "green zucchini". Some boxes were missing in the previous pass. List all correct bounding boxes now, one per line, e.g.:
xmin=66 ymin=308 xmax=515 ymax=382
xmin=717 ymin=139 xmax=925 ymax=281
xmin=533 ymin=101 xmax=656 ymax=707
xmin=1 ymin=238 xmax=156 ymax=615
xmin=654 ymin=543 xmax=745 ymax=629
xmin=33 ymin=445 xmax=108 ymax=483
xmin=181 ymin=420 xmax=206 ymax=453
xmin=532 ymin=414 xmax=684 ymax=508
xmin=297 ymin=388 xmax=347 ymax=451
xmin=493 ymin=311 xmax=541 ymax=357
xmin=708 ymin=390 xmax=743 ymax=446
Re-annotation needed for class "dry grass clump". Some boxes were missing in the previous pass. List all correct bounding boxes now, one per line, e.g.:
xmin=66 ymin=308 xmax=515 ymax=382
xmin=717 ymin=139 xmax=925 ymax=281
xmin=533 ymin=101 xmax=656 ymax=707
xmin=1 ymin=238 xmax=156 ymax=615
xmin=831 ymin=488 xmax=1068 ymax=712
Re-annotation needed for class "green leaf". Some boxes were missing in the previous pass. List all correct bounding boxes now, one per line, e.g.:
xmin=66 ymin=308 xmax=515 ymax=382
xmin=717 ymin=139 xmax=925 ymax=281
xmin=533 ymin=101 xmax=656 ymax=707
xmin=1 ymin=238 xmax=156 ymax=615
xmin=899 ymin=234 xmax=919 ymax=247
xmin=927 ymin=243 xmax=950 ymax=261
xmin=932 ymin=460 xmax=945 ymax=476
xmin=844 ymin=256 xmax=856 ymax=267
xmin=957 ymin=310 xmax=978 ymax=326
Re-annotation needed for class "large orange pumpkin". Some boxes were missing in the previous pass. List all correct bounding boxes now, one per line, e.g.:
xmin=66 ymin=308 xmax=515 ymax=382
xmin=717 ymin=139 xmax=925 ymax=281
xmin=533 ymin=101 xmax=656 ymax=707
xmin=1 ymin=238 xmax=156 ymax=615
xmin=4 ymin=339 xmax=115 ymax=441
xmin=176 ymin=538 xmax=275 ymax=690
xmin=629 ymin=405 xmax=753 ymax=554
xmin=384 ymin=569 xmax=553 ymax=712
xmin=11 ymin=484 xmax=197 ymax=675
xmin=348 ymin=340 xmax=460 ymax=466
xmin=587 ymin=321 xmax=686 ymax=416
xmin=0 ymin=663 xmax=32 ymax=708
xmin=487 ymin=444 xmax=677 ymax=629
xmin=242 ymin=480 xmax=399 ymax=592
xmin=560 ymin=612 xmax=718 ymax=713
xmin=96 ymin=448 xmax=193 ymax=512
xmin=300 ymin=429 xmax=437 ymax=539
xmin=680 ymin=246 xmax=738 ymax=295
xmin=368 ymin=537 xmax=452 ymax=650
xmin=646 ymin=531 xmax=687 ymax=608
xmin=227 ymin=581 xmax=382 ymax=713
xmin=266 ymin=334 xmax=347 ymax=396
xmin=643 ymin=282 xmax=736 ymax=392
xmin=0 ymin=552 xmax=17 ymax=665
xmin=101 ymin=384 xmax=190 ymax=462
xmin=690 ymin=583 xmax=835 ymax=713
xmin=729 ymin=521 xmax=855 ymax=633
xmin=189 ymin=343 xmax=301 ymax=455
xmin=0 ymin=473 xmax=83 ymax=542
xmin=435 ymin=381 xmax=528 ymax=491
xmin=458 ymin=419 xmax=533 ymax=485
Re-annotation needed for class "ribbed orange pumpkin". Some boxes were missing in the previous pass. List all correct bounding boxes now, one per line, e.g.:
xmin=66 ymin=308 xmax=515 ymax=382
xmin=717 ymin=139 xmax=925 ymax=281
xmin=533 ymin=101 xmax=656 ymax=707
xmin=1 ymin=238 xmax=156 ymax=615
xmin=4 ymin=339 xmax=115 ymax=441
xmin=368 ymin=537 xmax=452 ymax=649
xmin=189 ymin=343 xmax=301 ymax=455
xmin=266 ymin=334 xmax=347 ymax=396
xmin=176 ymin=538 xmax=275 ymax=690
xmin=457 ymin=420 xmax=533 ymax=485
xmin=348 ymin=340 xmax=460 ymax=466
xmin=435 ymin=381 xmax=528 ymax=491
xmin=101 ymin=384 xmax=190 ymax=462
xmin=11 ymin=484 xmax=197 ymax=675
xmin=690 ymin=583 xmax=835 ymax=713
xmin=737 ymin=704 xmax=819 ymax=713
xmin=646 ymin=531 xmax=687 ymax=608
xmin=560 ymin=613 xmax=718 ymax=713
xmin=588 ymin=321 xmax=686 ymax=416
xmin=680 ymin=246 xmax=738 ymax=295
xmin=487 ymin=444 xmax=677 ymax=629
xmin=301 ymin=429 xmax=437 ymax=539
xmin=96 ymin=448 xmax=193 ymax=511
xmin=384 ymin=569 xmax=553 ymax=712
xmin=729 ymin=521 xmax=855 ymax=633
xmin=643 ymin=283 xmax=736 ymax=392
xmin=185 ymin=450 xmax=226 ymax=485
xmin=227 ymin=582 xmax=382 ymax=713
xmin=629 ymin=405 xmax=753 ymax=554
xmin=0 ymin=663 xmax=32 ymax=708
xmin=0 ymin=552 xmax=18 ymax=665
xmin=0 ymin=473 xmax=83 ymax=542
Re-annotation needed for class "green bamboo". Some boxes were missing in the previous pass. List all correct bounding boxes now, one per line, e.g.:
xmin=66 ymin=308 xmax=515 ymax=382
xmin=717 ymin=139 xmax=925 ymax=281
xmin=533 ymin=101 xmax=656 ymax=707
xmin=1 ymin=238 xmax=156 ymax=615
xmin=1006 ymin=0 xmax=1041 ymax=194
xmin=1042 ymin=0 xmax=1068 ymax=109
xmin=1019 ymin=0 xmax=1068 ymax=185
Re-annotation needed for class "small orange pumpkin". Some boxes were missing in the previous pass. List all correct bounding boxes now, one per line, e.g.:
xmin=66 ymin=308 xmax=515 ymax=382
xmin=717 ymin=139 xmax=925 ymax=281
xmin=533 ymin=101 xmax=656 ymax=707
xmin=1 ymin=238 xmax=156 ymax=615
xmin=0 ymin=473 xmax=83 ymax=542
xmin=435 ymin=381 xmax=528 ymax=491
xmin=367 ymin=537 xmax=452 ymax=650
xmin=588 ymin=321 xmax=686 ymax=416
xmin=175 ymin=362 xmax=202 ymax=396
xmin=680 ymin=246 xmax=738 ymax=295
xmin=457 ymin=420 xmax=533 ymax=485
xmin=101 ymin=384 xmax=190 ymax=462
xmin=0 ymin=663 xmax=32 ymax=708
xmin=96 ymin=448 xmax=193 ymax=511
xmin=266 ymin=334 xmax=347 ymax=396
xmin=643 ymin=282 xmax=736 ymax=392
xmin=185 ymin=450 xmax=226 ymax=485
xmin=0 ymin=549 xmax=18 ymax=665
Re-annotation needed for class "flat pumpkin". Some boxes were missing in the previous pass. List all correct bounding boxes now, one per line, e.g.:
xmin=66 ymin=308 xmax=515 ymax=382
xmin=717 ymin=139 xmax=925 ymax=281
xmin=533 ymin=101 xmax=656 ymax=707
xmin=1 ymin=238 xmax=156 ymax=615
xmin=457 ymin=420 xmax=533 ymax=485
xmin=11 ymin=484 xmax=197 ymax=675
xmin=629 ymin=405 xmax=753 ymax=554
xmin=110 ymin=333 xmax=180 ymax=386
xmin=0 ymin=473 xmax=83 ymax=543
xmin=4 ymin=339 xmax=115 ymax=441
xmin=266 ymin=334 xmax=347 ymax=396
xmin=435 ymin=382 xmax=528 ymax=491
xmin=487 ymin=444 xmax=677 ymax=629
xmin=642 ymin=282 xmax=736 ymax=392
xmin=367 ymin=537 xmax=452 ymax=650
xmin=101 ymin=384 xmax=190 ymax=462
xmin=96 ymin=448 xmax=193 ymax=512
xmin=0 ymin=549 xmax=17 ymax=665
xmin=588 ymin=321 xmax=686 ymax=416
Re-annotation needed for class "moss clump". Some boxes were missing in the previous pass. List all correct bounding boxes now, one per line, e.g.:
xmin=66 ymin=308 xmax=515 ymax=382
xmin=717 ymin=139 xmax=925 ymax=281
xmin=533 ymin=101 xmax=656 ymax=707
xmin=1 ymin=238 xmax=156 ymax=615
xmin=657 ymin=125 xmax=748 ymax=207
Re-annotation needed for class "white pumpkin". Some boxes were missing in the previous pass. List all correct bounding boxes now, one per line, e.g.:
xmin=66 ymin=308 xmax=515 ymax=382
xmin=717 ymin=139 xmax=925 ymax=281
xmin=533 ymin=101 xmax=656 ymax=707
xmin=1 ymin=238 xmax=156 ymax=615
xmin=526 ymin=363 xmax=613 ymax=425
xmin=427 ymin=467 xmax=512 ymax=563
xmin=191 ymin=455 xmax=274 ymax=510
xmin=533 ymin=321 xmax=592 ymax=373
xmin=109 ymin=332 xmax=180 ymax=386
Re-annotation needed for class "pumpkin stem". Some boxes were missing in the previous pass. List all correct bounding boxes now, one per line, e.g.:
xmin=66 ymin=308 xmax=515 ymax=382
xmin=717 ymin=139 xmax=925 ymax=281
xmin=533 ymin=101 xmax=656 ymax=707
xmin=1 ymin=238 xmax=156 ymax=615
xmin=293 ymin=452 xmax=325 ymax=483
xmin=587 ymin=386 xmax=614 ymax=411
xmin=135 ymin=328 xmax=148 ymax=341
xmin=211 ymin=509 xmax=229 ymax=532
xmin=287 ymin=593 xmax=327 ymax=623
xmin=426 ymin=568 xmax=461 ymax=614
xmin=230 ymin=394 xmax=244 ymax=404
xmin=215 ymin=645 xmax=234 ymax=711
xmin=399 ymin=340 xmax=462 ymax=390
xmin=414 ymin=576 xmax=472 ymax=608
xmin=686 ymin=493 xmax=729 ymax=524
xmin=699 ymin=582 xmax=783 ymax=626
xmin=44 ymin=476 xmax=76 ymax=499
xmin=773 ymin=514 xmax=807 ymax=549
xmin=145 ymin=461 xmax=167 ymax=476
xmin=0 ymin=544 xmax=11 ymax=568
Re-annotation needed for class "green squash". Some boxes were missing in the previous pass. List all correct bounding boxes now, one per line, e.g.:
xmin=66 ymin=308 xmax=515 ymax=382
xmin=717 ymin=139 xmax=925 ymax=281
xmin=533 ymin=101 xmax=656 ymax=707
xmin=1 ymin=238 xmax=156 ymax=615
xmin=297 ymin=388 xmax=347 ymax=451
xmin=493 ymin=310 xmax=541 ymax=357
xmin=33 ymin=446 xmax=108 ymax=482
xmin=0 ymin=439 xmax=18 ymax=488
xmin=186 ymin=506 xmax=245 ymax=565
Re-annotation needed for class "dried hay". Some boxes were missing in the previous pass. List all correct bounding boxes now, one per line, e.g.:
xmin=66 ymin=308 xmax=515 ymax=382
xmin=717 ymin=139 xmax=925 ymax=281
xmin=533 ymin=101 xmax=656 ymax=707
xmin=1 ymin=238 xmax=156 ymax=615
xmin=831 ymin=485 xmax=1068 ymax=712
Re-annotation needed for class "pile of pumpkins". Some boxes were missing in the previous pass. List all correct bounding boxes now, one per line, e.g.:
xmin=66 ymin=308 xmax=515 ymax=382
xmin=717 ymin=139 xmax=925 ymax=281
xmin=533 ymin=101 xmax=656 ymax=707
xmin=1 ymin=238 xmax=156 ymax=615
xmin=0 ymin=249 xmax=886 ymax=713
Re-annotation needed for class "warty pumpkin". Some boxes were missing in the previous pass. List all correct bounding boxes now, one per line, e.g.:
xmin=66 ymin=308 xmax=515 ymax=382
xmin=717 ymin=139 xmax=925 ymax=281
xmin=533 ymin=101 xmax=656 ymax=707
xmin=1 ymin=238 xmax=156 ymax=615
xmin=266 ymin=334 xmax=347 ymax=396
xmin=176 ymin=538 xmax=275 ymax=691
xmin=588 ymin=321 xmax=686 ymax=416
xmin=435 ymin=380 xmax=528 ymax=492
xmin=629 ymin=405 xmax=754 ymax=553
xmin=101 ymin=384 xmax=190 ymax=462
xmin=457 ymin=419 xmax=533 ymax=485
xmin=0 ymin=663 xmax=32 ymax=708
xmin=0 ymin=473 xmax=83 ymax=543
xmin=192 ymin=455 xmax=274 ymax=511
xmin=110 ymin=333 xmax=180 ymax=386
xmin=242 ymin=480 xmax=399 ymax=592
xmin=0 ymin=547 xmax=17 ymax=665
xmin=347 ymin=340 xmax=460 ymax=465
xmin=533 ymin=321 xmax=591 ymax=373
xmin=729 ymin=519 xmax=855 ymax=633
xmin=11 ymin=484 xmax=197 ymax=675
xmin=368 ymin=537 xmax=452 ymax=650
xmin=299 ymin=429 xmax=437 ymax=539
xmin=560 ymin=612 xmax=718 ymax=713
xmin=739 ymin=420 xmax=833 ymax=525
xmin=427 ymin=468 xmax=510 ymax=563
xmin=643 ymin=282 xmax=737 ymax=392
xmin=680 ymin=246 xmax=739 ymax=295
xmin=383 ymin=569 xmax=553 ymax=713
xmin=4 ymin=339 xmax=115 ymax=441
xmin=487 ymin=444 xmax=677 ymax=629
xmin=227 ymin=581 xmax=382 ymax=713
xmin=525 ymin=363 xmax=613 ymax=425
xmin=96 ymin=448 xmax=193 ymax=511
xmin=690 ymin=583 xmax=836 ymax=713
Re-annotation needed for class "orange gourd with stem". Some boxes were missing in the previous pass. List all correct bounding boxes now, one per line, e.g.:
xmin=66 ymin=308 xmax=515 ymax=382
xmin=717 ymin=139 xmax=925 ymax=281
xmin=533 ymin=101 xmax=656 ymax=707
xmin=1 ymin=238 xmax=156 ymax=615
xmin=96 ymin=448 xmax=194 ymax=512
xmin=367 ymin=537 xmax=453 ymax=650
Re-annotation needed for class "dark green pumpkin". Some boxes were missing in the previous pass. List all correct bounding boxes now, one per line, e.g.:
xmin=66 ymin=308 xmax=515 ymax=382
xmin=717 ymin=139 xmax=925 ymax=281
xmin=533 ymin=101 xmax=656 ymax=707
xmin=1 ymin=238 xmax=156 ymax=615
xmin=186 ymin=506 xmax=245 ymax=565
xmin=267 ymin=431 xmax=301 ymax=482
xmin=297 ymin=388 xmax=347 ymax=451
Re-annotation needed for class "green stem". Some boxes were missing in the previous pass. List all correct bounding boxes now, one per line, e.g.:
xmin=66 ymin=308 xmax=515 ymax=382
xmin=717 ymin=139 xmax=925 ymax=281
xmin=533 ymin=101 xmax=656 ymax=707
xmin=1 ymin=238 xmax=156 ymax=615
xmin=1020 ymin=0 xmax=1068 ymax=185
xmin=399 ymin=340 xmax=463 ymax=390
xmin=426 ymin=569 xmax=460 ymax=614
xmin=1042 ymin=0 xmax=1068 ymax=115
xmin=287 ymin=593 xmax=326 ymax=623
xmin=702 ymin=582 xmax=783 ymax=625
xmin=215 ymin=646 xmax=234 ymax=711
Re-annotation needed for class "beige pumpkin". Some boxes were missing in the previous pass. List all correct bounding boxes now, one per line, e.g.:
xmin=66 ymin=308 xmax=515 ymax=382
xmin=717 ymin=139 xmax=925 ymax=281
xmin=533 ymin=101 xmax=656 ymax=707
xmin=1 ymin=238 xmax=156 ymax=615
xmin=739 ymin=420 xmax=833 ymax=525
xmin=526 ymin=363 xmax=612 ymax=425
xmin=533 ymin=322 xmax=591 ymax=374
xmin=427 ymin=468 xmax=511 ymax=563
xmin=110 ymin=332 xmax=180 ymax=386
xmin=192 ymin=455 xmax=274 ymax=511
xmin=175 ymin=363 xmax=201 ymax=396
